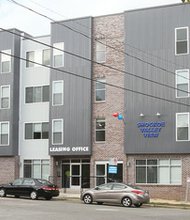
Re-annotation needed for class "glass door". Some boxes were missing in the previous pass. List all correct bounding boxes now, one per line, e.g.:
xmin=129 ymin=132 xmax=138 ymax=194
xmin=71 ymin=164 xmax=80 ymax=188
xmin=62 ymin=164 xmax=70 ymax=188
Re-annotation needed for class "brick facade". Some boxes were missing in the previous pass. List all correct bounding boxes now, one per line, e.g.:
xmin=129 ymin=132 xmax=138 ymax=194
xmin=91 ymin=13 xmax=127 ymax=180
xmin=0 ymin=156 xmax=19 ymax=184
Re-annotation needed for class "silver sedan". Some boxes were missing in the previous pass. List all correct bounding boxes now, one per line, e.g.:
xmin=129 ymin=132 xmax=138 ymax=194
xmin=81 ymin=182 xmax=150 ymax=207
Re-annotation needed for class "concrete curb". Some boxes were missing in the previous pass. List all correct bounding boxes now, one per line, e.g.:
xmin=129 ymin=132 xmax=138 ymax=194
xmin=147 ymin=203 xmax=190 ymax=209
xmin=55 ymin=195 xmax=190 ymax=209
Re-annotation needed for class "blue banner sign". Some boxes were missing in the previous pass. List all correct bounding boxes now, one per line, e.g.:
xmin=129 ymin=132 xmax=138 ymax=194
xmin=137 ymin=121 xmax=165 ymax=138
xmin=108 ymin=165 xmax=117 ymax=174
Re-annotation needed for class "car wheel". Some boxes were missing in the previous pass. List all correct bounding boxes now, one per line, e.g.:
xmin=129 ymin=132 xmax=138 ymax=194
xmin=30 ymin=191 xmax=38 ymax=200
xmin=83 ymin=194 xmax=93 ymax=204
xmin=134 ymin=203 xmax=142 ymax=208
xmin=121 ymin=197 xmax=132 ymax=207
xmin=0 ymin=189 xmax=6 ymax=197
xmin=45 ymin=196 xmax=52 ymax=200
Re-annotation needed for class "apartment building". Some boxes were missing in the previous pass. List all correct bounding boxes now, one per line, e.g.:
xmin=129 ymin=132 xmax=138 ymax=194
xmin=0 ymin=3 xmax=190 ymax=201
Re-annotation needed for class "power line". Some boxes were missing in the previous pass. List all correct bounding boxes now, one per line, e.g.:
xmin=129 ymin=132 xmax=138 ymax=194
xmin=0 ymin=50 xmax=190 ymax=108
xmin=1 ymin=27 xmax=189 ymax=98
xmin=8 ymin=0 xmax=190 ymax=84
xmin=3 ymin=1 xmax=190 ymax=106
xmin=28 ymin=0 xmax=189 ymax=72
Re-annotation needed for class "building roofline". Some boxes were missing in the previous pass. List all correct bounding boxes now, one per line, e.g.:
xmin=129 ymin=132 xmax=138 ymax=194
xmin=51 ymin=15 xmax=93 ymax=25
xmin=124 ymin=3 xmax=188 ymax=13
xmin=93 ymin=12 xmax=123 ymax=19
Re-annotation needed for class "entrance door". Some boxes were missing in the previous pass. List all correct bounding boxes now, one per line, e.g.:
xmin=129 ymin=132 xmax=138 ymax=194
xmin=71 ymin=164 xmax=80 ymax=188
xmin=62 ymin=164 xmax=70 ymax=188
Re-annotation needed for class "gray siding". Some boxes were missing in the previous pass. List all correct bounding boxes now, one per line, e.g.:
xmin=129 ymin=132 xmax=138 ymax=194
xmin=0 ymin=29 xmax=21 ymax=156
xmin=49 ymin=17 xmax=92 ymax=155
xmin=124 ymin=4 xmax=190 ymax=154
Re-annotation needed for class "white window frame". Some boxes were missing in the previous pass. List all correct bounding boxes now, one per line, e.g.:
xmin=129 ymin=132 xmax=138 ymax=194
xmin=0 ymin=85 xmax=10 ymax=109
xmin=53 ymin=42 xmax=64 ymax=67
xmin=52 ymin=80 xmax=64 ymax=106
xmin=52 ymin=119 xmax=64 ymax=145
xmin=95 ymin=79 xmax=106 ymax=102
xmin=42 ymin=49 xmax=51 ymax=66
xmin=0 ymin=121 xmax=9 ymax=146
xmin=175 ymin=69 xmax=189 ymax=98
xmin=95 ymin=118 xmax=105 ymax=143
xmin=95 ymin=161 xmax=123 ymax=186
xmin=96 ymin=39 xmax=106 ymax=63
xmin=176 ymin=112 xmax=189 ymax=142
xmin=175 ymin=27 xmax=189 ymax=56
xmin=26 ymin=51 xmax=35 ymax=68
xmin=1 ymin=49 xmax=11 ymax=73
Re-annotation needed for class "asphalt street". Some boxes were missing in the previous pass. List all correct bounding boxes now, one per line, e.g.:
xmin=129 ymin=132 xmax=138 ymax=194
xmin=0 ymin=197 xmax=190 ymax=220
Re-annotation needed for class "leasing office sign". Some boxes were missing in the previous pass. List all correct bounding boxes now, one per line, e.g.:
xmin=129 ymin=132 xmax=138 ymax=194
xmin=137 ymin=121 xmax=165 ymax=138
xmin=50 ymin=146 xmax=90 ymax=152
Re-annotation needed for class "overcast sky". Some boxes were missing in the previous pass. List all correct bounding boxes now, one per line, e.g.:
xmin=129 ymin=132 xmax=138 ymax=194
xmin=0 ymin=0 xmax=182 ymax=35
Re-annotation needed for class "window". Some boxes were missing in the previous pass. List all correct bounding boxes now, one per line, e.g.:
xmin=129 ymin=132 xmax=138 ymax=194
xmin=52 ymin=119 xmax=63 ymax=145
xmin=95 ymin=162 xmax=123 ymax=186
xmin=96 ymin=39 xmax=106 ymax=63
xmin=0 ymin=85 xmax=10 ymax=109
xmin=136 ymin=160 xmax=157 ymax=183
xmin=53 ymin=42 xmax=64 ymax=67
xmin=24 ymin=160 xmax=50 ymax=180
xmin=52 ymin=81 xmax=64 ymax=106
xmin=12 ymin=179 xmax=23 ymax=185
xmin=97 ymin=183 xmax=112 ymax=190
xmin=112 ymin=183 xmax=127 ymax=190
xmin=96 ymin=164 xmax=106 ymax=185
xmin=25 ymin=85 xmax=49 ymax=103
xmin=176 ymin=113 xmax=189 ymax=141
xmin=26 ymin=51 xmax=35 ymax=67
xmin=1 ymin=49 xmax=11 ymax=73
xmin=136 ymin=159 xmax=181 ymax=184
xmin=95 ymin=79 xmax=106 ymax=102
xmin=42 ymin=49 xmax=51 ymax=65
xmin=25 ymin=122 xmax=49 ymax=139
xmin=176 ymin=70 xmax=189 ymax=98
xmin=0 ymin=122 xmax=9 ymax=145
xmin=22 ymin=179 xmax=35 ymax=185
xmin=96 ymin=118 xmax=105 ymax=142
xmin=175 ymin=27 xmax=189 ymax=55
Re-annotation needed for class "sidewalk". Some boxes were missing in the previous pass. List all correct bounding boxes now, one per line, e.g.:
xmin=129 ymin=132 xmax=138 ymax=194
xmin=57 ymin=190 xmax=190 ymax=209
xmin=149 ymin=198 xmax=190 ymax=209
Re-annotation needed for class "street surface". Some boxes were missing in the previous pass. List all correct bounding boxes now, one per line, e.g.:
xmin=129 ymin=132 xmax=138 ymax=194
xmin=0 ymin=197 xmax=190 ymax=220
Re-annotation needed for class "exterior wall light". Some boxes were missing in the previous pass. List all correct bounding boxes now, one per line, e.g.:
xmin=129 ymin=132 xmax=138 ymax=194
xmin=139 ymin=113 xmax=144 ymax=117
xmin=156 ymin=112 xmax=161 ymax=117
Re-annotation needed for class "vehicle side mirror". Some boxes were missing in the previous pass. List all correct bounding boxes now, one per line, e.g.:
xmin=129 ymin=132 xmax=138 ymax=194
xmin=95 ymin=186 xmax=99 ymax=190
